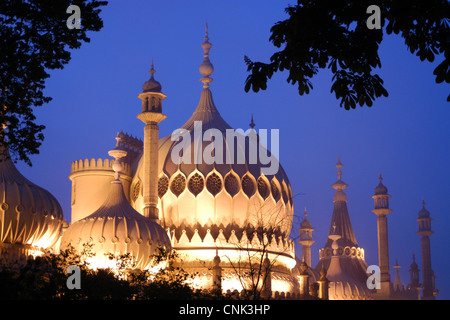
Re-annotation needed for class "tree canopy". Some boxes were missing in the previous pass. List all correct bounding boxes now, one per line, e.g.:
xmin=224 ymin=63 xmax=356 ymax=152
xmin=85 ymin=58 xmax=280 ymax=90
xmin=244 ymin=0 xmax=450 ymax=109
xmin=0 ymin=0 xmax=107 ymax=165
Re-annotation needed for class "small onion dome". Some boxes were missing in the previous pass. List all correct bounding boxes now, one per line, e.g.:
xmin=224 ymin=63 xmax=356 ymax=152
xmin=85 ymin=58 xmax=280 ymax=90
xmin=300 ymin=208 xmax=312 ymax=228
xmin=374 ymin=173 xmax=388 ymax=195
xmin=0 ymin=149 xmax=63 ymax=256
xmin=61 ymin=180 xmax=171 ymax=270
xmin=300 ymin=218 xmax=311 ymax=229
xmin=374 ymin=183 xmax=388 ymax=195
xmin=409 ymin=254 xmax=419 ymax=271
xmin=142 ymin=61 xmax=162 ymax=93
xmin=418 ymin=199 xmax=430 ymax=218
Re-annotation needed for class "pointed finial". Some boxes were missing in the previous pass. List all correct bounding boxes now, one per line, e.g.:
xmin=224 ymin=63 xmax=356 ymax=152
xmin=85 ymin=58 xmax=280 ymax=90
xmin=422 ymin=197 xmax=426 ymax=208
xmin=379 ymin=171 xmax=383 ymax=183
xmin=320 ymin=263 xmax=328 ymax=281
xmin=108 ymin=142 xmax=127 ymax=180
xmin=304 ymin=207 xmax=308 ymax=218
xmin=335 ymin=155 xmax=343 ymax=180
xmin=149 ymin=58 xmax=156 ymax=78
xmin=199 ymin=23 xmax=214 ymax=88
xmin=249 ymin=114 xmax=256 ymax=129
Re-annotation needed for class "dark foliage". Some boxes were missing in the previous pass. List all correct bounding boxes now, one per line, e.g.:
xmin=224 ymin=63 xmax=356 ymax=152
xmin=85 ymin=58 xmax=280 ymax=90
xmin=0 ymin=246 xmax=221 ymax=300
xmin=0 ymin=0 xmax=107 ymax=165
xmin=244 ymin=0 xmax=450 ymax=109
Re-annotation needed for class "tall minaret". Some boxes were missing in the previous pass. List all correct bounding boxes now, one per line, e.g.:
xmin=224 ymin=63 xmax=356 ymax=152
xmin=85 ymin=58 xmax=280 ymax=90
xmin=371 ymin=172 xmax=392 ymax=298
xmin=408 ymin=253 xmax=422 ymax=299
xmin=137 ymin=61 xmax=167 ymax=220
xmin=392 ymin=259 xmax=403 ymax=291
xmin=298 ymin=208 xmax=314 ymax=267
xmin=417 ymin=199 xmax=435 ymax=300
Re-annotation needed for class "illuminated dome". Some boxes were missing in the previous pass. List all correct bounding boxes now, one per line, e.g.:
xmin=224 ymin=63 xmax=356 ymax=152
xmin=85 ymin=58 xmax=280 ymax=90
xmin=130 ymin=27 xmax=296 ymax=293
xmin=131 ymin=43 xmax=293 ymax=251
xmin=61 ymin=179 xmax=171 ymax=270
xmin=0 ymin=149 xmax=63 ymax=262
xmin=61 ymin=146 xmax=171 ymax=270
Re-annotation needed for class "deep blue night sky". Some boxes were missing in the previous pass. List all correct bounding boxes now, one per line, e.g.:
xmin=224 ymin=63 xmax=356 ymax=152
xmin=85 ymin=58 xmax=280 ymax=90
xmin=16 ymin=1 xmax=449 ymax=299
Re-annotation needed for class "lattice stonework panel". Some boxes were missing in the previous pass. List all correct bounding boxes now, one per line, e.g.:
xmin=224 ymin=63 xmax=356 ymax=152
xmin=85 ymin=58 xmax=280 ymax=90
xmin=271 ymin=180 xmax=280 ymax=202
xmin=158 ymin=176 xmax=169 ymax=198
xmin=206 ymin=172 xmax=222 ymax=196
xmin=224 ymin=174 xmax=240 ymax=197
xmin=241 ymin=175 xmax=255 ymax=198
xmin=257 ymin=177 xmax=269 ymax=199
xmin=281 ymin=185 xmax=288 ymax=204
xmin=170 ymin=173 xmax=186 ymax=197
xmin=132 ymin=180 xmax=141 ymax=201
xmin=188 ymin=173 xmax=204 ymax=197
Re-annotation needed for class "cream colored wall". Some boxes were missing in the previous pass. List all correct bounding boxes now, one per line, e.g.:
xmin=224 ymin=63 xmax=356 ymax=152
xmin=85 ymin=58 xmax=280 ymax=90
xmin=70 ymin=159 xmax=132 ymax=223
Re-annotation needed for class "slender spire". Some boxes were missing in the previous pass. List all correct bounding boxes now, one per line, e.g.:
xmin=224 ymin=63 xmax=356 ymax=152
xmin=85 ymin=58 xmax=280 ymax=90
xmin=331 ymin=155 xmax=348 ymax=191
xmin=199 ymin=23 xmax=214 ymax=88
xmin=249 ymin=114 xmax=255 ymax=129
xmin=108 ymin=133 xmax=128 ymax=180
xmin=149 ymin=58 xmax=156 ymax=79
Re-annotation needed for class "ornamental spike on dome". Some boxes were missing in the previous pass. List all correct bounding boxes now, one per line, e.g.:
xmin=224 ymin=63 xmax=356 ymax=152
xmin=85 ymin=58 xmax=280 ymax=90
xmin=199 ymin=23 xmax=214 ymax=88
xmin=418 ymin=197 xmax=430 ymax=218
xmin=374 ymin=171 xmax=389 ymax=195
xmin=331 ymin=155 xmax=348 ymax=192
xmin=336 ymin=154 xmax=343 ymax=180
xmin=108 ymin=133 xmax=128 ymax=180
xmin=142 ymin=59 xmax=162 ymax=93
xmin=249 ymin=114 xmax=256 ymax=129
xmin=149 ymin=58 xmax=156 ymax=78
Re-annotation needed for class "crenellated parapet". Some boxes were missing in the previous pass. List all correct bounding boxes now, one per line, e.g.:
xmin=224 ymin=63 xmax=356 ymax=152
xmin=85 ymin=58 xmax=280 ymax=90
xmin=70 ymin=158 xmax=132 ymax=177
xmin=69 ymin=158 xmax=133 ymax=223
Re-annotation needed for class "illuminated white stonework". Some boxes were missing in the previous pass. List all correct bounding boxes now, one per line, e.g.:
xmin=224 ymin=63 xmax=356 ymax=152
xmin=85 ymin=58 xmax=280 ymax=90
xmin=0 ymin=148 xmax=64 ymax=264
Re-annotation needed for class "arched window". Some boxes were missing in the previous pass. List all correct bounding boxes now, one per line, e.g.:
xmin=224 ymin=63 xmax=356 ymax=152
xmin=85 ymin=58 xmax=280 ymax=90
xmin=281 ymin=184 xmax=288 ymax=204
xmin=206 ymin=172 xmax=222 ymax=196
xmin=224 ymin=174 xmax=240 ymax=197
xmin=132 ymin=180 xmax=141 ymax=201
xmin=271 ymin=180 xmax=281 ymax=202
xmin=170 ymin=173 xmax=186 ymax=197
xmin=188 ymin=172 xmax=204 ymax=197
xmin=257 ymin=177 xmax=269 ymax=199
xmin=241 ymin=174 xmax=255 ymax=198
xmin=158 ymin=176 xmax=169 ymax=198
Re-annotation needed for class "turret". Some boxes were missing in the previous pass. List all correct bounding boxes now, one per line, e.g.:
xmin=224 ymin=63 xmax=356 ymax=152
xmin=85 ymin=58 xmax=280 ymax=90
xmin=298 ymin=208 xmax=314 ymax=267
xmin=416 ymin=199 xmax=436 ymax=300
xmin=371 ymin=172 xmax=392 ymax=298
xmin=137 ymin=61 xmax=167 ymax=220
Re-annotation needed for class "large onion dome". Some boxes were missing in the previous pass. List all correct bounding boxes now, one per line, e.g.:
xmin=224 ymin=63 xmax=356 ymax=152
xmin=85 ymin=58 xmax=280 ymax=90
xmin=61 ymin=146 xmax=171 ymax=270
xmin=130 ymin=29 xmax=294 ymax=254
xmin=0 ymin=149 xmax=63 ymax=262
